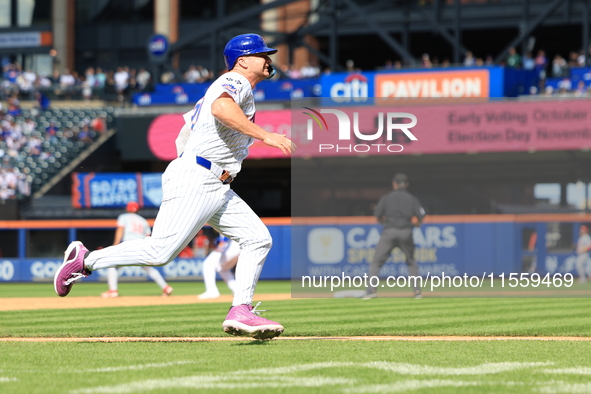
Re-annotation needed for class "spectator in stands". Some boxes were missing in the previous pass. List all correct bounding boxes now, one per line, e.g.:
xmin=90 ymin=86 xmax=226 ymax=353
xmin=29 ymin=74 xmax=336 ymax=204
xmin=475 ymin=57 xmax=484 ymax=67
xmin=85 ymin=67 xmax=97 ymax=88
xmin=184 ymin=65 xmax=202 ymax=83
xmin=16 ymin=72 xmax=34 ymax=99
xmin=27 ymin=134 xmax=42 ymax=157
xmin=23 ymin=118 xmax=35 ymax=136
xmin=421 ymin=54 xmax=432 ymax=68
xmin=542 ymin=85 xmax=554 ymax=96
xmin=36 ymin=72 xmax=52 ymax=89
xmin=114 ymin=67 xmax=129 ymax=102
xmin=3 ymin=63 xmax=20 ymax=87
xmin=346 ymin=59 xmax=356 ymax=72
xmin=123 ymin=75 xmax=140 ymax=100
xmin=463 ymin=51 xmax=475 ymax=67
xmin=535 ymin=50 xmax=548 ymax=88
xmin=59 ymin=69 xmax=76 ymax=99
xmin=49 ymin=69 xmax=61 ymax=85
xmin=198 ymin=65 xmax=211 ymax=81
xmin=81 ymin=76 xmax=93 ymax=100
xmin=300 ymin=62 xmax=320 ymax=78
xmin=574 ymin=80 xmax=587 ymax=97
xmin=95 ymin=67 xmax=106 ymax=88
xmin=90 ymin=115 xmax=106 ymax=134
xmin=506 ymin=47 xmax=521 ymax=68
xmin=160 ymin=70 xmax=176 ymax=83
xmin=75 ymin=124 xmax=93 ymax=144
xmin=104 ymin=71 xmax=117 ymax=99
xmin=289 ymin=64 xmax=301 ymax=79
xmin=523 ymin=52 xmax=535 ymax=70
xmin=552 ymin=54 xmax=569 ymax=78
xmin=568 ymin=51 xmax=580 ymax=68
xmin=136 ymin=67 xmax=151 ymax=89
xmin=6 ymin=96 xmax=21 ymax=118
xmin=45 ymin=120 xmax=59 ymax=144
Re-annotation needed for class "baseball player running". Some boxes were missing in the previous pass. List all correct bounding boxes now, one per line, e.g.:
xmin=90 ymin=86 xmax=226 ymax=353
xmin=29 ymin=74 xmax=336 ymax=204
xmin=101 ymin=201 xmax=173 ymax=298
xmin=54 ymin=33 xmax=295 ymax=340
xmin=199 ymin=235 xmax=240 ymax=299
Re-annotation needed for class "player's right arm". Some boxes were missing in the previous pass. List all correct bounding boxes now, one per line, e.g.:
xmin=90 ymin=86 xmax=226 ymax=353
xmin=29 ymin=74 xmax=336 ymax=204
xmin=211 ymin=93 xmax=296 ymax=155
xmin=175 ymin=124 xmax=191 ymax=156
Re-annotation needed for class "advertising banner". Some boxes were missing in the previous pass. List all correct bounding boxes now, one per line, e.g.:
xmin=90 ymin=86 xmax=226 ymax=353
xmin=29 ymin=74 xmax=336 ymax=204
xmin=146 ymin=110 xmax=292 ymax=161
xmin=374 ymin=69 xmax=494 ymax=98
xmin=0 ymin=31 xmax=52 ymax=48
xmin=291 ymin=99 xmax=591 ymax=158
xmin=72 ymin=172 xmax=163 ymax=209
xmin=292 ymin=224 xmax=463 ymax=281
xmin=291 ymin=220 xmax=523 ymax=297
xmin=133 ymin=79 xmax=320 ymax=106
xmin=145 ymin=98 xmax=591 ymax=160
xmin=318 ymin=67 xmax=503 ymax=104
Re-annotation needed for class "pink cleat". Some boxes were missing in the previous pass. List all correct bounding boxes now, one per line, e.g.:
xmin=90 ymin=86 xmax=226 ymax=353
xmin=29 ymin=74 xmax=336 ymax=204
xmin=54 ymin=241 xmax=91 ymax=297
xmin=222 ymin=302 xmax=284 ymax=340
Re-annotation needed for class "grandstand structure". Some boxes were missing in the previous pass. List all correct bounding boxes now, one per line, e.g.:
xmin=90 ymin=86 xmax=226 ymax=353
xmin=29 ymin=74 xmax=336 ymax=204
xmin=0 ymin=0 xmax=591 ymax=221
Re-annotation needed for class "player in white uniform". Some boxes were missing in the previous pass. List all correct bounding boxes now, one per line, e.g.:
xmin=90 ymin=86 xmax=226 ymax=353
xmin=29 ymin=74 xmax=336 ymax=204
xmin=54 ymin=33 xmax=295 ymax=340
xmin=101 ymin=201 xmax=173 ymax=298
xmin=576 ymin=225 xmax=591 ymax=283
xmin=199 ymin=235 xmax=240 ymax=299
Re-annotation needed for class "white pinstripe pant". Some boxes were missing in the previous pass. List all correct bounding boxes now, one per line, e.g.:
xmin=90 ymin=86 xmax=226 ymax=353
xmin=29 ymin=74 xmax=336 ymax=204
xmin=85 ymin=155 xmax=272 ymax=306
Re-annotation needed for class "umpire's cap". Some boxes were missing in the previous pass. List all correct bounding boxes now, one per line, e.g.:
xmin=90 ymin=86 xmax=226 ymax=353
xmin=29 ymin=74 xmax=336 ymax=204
xmin=393 ymin=173 xmax=409 ymax=185
xmin=126 ymin=201 xmax=140 ymax=213
xmin=223 ymin=34 xmax=277 ymax=71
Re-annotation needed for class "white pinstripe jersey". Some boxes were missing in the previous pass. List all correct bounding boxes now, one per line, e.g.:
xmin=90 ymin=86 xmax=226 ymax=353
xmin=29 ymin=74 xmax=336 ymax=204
xmin=182 ymin=72 xmax=255 ymax=177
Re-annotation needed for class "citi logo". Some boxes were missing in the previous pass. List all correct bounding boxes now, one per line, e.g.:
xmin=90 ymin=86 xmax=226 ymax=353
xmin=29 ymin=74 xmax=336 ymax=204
xmin=330 ymin=73 xmax=368 ymax=103
xmin=303 ymin=108 xmax=417 ymax=153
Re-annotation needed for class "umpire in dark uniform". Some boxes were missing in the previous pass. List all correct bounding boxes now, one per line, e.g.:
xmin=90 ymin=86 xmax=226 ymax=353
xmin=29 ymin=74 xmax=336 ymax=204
xmin=363 ymin=173 xmax=426 ymax=299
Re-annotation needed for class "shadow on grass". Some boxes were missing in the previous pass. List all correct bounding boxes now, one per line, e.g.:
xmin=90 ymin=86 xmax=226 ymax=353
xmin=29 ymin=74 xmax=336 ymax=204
xmin=232 ymin=340 xmax=274 ymax=346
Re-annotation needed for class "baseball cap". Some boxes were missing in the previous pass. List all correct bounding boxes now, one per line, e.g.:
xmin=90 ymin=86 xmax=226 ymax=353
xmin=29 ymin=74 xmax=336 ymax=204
xmin=393 ymin=173 xmax=408 ymax=185
xmin=126 ymin=201 xmax=139 ymax=213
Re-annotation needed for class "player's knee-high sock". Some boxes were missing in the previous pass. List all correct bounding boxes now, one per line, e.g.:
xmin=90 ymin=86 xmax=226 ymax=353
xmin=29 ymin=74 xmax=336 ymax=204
xmin=231 ymin=235 xmax=271 ymax=306
xmin=144 ymin=266 xmax=169 ymax=289
xmin=107 ymin=267 xmax=118 ymax=291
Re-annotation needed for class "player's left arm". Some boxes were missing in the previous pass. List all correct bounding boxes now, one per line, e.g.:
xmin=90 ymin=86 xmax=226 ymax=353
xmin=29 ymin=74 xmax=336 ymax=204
xmin=211 ymin=93 xmax=296 ymax=155
xmin=113 ymin=226 xmax=124 ymax=245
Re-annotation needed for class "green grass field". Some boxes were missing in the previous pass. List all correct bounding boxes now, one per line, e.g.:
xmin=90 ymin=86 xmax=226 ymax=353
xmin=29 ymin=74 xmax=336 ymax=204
xmin=2 ymin=281 xmax=591 ymax=393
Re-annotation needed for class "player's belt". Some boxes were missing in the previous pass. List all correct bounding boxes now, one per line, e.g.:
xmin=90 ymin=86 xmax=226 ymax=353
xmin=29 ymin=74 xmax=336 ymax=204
xmin=196 ymin=156 xmax=234 ymax=184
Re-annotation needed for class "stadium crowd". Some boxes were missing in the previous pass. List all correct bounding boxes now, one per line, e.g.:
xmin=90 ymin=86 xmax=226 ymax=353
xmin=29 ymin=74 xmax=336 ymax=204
xmin=3 ymin=42 xmax=591 ymax=105
xmin=0 ymin=94 xmax=107 ymax=199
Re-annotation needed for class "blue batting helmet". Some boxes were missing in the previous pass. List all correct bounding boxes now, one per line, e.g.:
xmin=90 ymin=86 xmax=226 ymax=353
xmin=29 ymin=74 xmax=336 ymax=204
xmin=223 ymin=34 xmax=277 ymax=71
